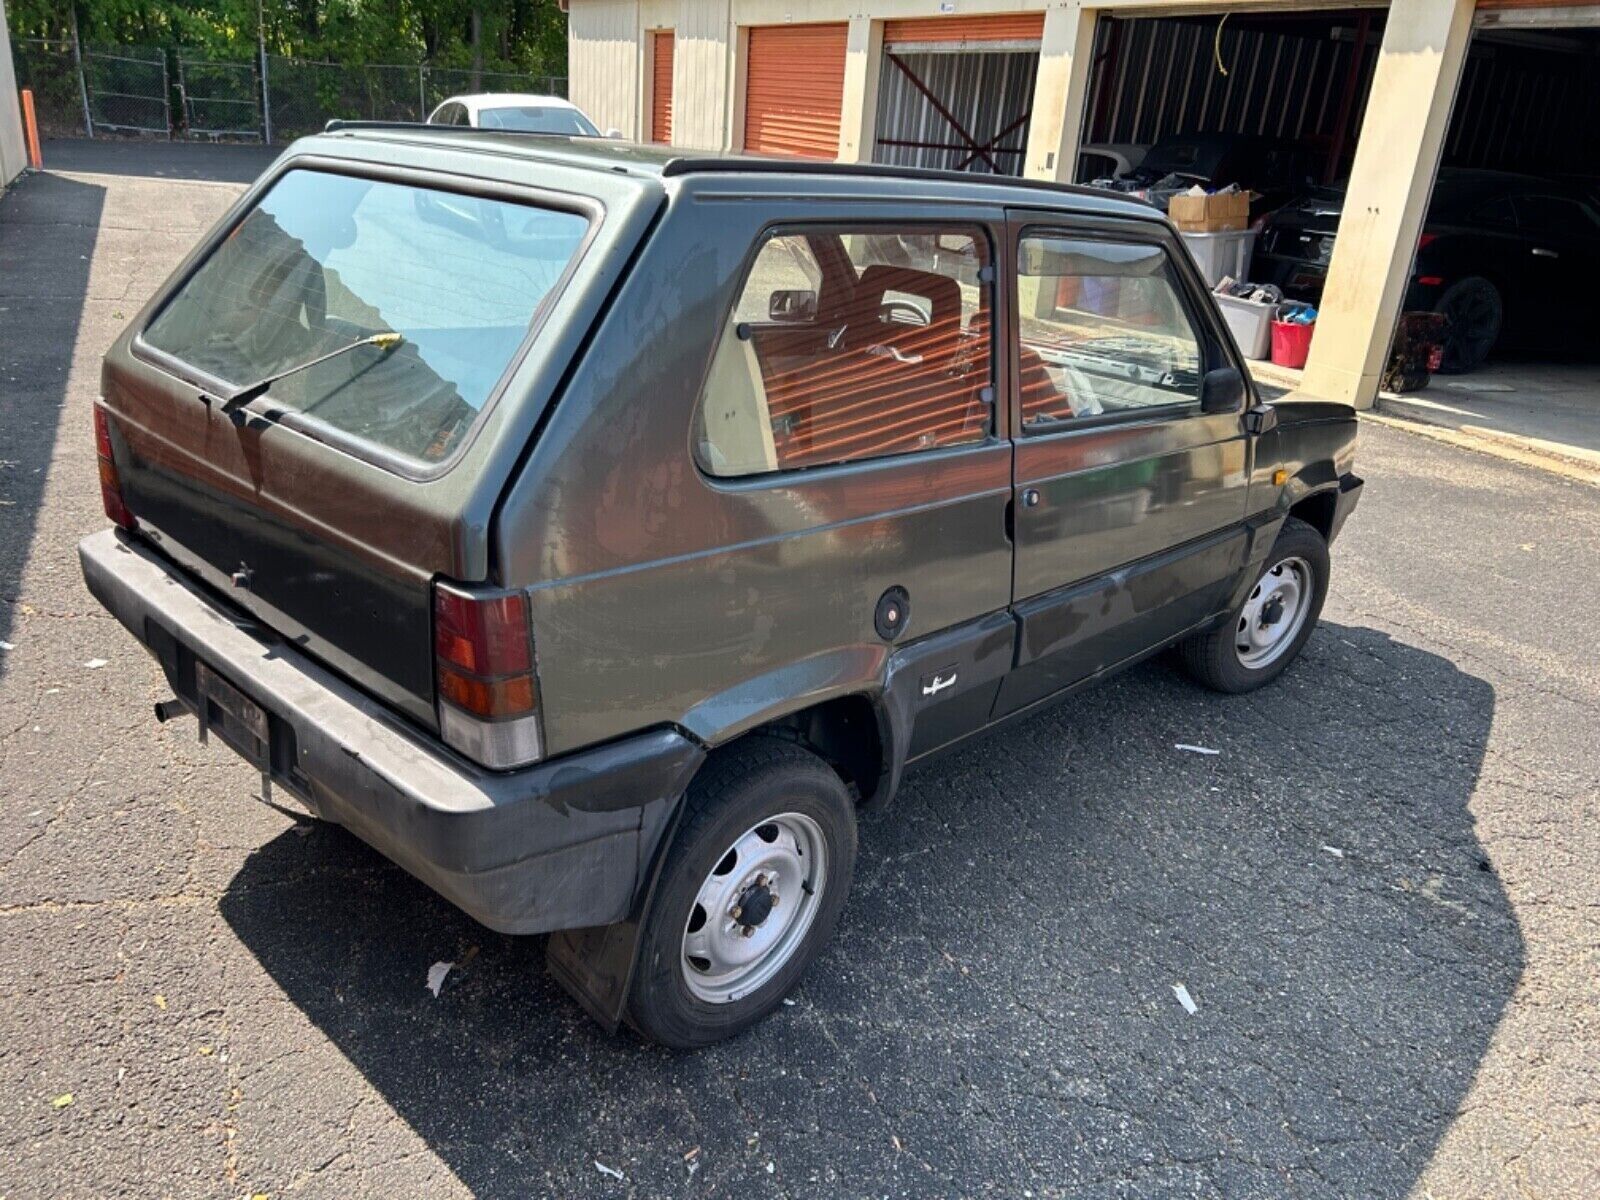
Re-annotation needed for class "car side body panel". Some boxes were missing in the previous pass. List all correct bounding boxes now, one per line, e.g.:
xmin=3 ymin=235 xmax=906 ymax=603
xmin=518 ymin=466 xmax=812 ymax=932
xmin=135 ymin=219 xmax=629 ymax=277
xmin=495 ymin=183 xmax=1017 ymax=759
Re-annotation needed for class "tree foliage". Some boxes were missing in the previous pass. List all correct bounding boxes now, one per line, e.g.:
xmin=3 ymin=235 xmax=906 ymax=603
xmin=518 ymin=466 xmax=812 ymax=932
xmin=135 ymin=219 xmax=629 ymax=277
xmin=8 ymin=0 xmax=568 ymax=72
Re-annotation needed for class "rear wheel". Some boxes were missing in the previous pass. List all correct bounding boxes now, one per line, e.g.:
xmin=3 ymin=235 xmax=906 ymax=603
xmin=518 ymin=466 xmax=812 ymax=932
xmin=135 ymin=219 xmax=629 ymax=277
xmin=1178 ymin=516 xmax=1329 ymax=694
xmin=1434 ymin=276 xmax=1502 ymax=374
xmin=626 ymin=738 xmax=857 ymax=1049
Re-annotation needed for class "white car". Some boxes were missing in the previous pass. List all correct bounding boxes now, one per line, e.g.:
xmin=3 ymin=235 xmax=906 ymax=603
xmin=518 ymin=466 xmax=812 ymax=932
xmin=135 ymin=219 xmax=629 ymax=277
xmin=426 ymin=93 xmax=618 ymax=137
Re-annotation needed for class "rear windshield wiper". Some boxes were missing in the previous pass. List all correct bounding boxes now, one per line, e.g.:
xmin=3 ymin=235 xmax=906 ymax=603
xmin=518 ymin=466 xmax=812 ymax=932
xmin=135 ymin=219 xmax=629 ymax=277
xmin=207 ymin=332 xmax=405 ymax=416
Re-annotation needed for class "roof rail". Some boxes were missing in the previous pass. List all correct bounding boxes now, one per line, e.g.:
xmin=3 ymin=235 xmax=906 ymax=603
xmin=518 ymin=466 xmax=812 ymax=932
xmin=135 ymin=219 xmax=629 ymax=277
xmin=323 ymin=119 xmax=572 ymax=139
xmin=657 ymin=155 xmax=1117 ymax=201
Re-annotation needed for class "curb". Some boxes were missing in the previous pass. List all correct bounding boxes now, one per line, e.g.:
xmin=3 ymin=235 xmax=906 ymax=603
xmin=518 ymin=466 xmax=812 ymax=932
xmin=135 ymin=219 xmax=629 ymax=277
xmin=1360 ymin=411 xmax=1600 ymax=488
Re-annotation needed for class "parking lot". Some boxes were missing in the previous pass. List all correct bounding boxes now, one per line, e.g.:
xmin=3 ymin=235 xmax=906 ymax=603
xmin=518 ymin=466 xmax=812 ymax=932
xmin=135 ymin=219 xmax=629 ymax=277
xmin=1 ymin=145 xmax=1597 ymax=1199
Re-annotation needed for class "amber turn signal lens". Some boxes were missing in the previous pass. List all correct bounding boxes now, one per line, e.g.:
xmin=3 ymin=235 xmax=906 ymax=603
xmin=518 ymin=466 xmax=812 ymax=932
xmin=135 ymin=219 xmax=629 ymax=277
xmin=437 ymin=664 xmax=536 ymax=719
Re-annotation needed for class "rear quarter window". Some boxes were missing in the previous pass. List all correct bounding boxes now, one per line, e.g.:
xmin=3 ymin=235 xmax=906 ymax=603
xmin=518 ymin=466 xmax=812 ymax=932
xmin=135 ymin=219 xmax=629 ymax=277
xmin=140 ymin=169 xmax=590 ymax=467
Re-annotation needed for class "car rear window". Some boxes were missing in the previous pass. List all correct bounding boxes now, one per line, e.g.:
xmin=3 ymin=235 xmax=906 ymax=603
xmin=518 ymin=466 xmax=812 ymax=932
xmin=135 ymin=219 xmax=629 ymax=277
xmin=480 ymin=106 xmax=599 ymax=135
xmin=141 ymin=169 xmax=589 ymax=466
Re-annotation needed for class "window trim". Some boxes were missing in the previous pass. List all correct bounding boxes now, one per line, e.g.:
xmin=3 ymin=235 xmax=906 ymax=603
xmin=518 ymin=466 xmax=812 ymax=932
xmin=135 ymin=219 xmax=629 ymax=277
xmin=129 ymin=156 xmax=604 ymax=483
xmin=1010 ymin=223 xmax=1219 ymax=438
xmin=691 ymin=219 xmax=1002 ymax=483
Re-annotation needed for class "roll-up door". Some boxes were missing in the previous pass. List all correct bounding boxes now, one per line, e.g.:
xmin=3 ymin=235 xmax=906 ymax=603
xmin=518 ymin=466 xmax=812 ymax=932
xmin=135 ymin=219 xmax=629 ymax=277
xmin=651 ymin=30 xmax=674 ymax=144
xmin=883 ymin=13 xmax=1045 ymax=48
xmin=743 ymin=23 xmax=849 ymax=158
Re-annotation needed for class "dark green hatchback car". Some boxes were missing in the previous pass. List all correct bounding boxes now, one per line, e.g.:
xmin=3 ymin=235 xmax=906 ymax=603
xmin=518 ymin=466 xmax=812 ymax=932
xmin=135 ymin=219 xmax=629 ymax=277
xmin=80 ymin=128 xmax=1361 ymax=1047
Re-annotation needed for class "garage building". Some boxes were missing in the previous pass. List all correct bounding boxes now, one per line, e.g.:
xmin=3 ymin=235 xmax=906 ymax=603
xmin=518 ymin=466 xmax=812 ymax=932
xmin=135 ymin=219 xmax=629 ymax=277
xmin=567 ymin=0 xmax=1599 ymax=414
xmin=0 ymin=2 xmax=29 ymax=190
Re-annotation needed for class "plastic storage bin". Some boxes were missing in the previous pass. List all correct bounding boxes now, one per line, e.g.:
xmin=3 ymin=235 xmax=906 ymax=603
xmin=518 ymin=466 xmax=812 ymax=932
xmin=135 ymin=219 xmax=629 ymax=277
xmin=1180 ymin=229 xmax=1257 ymax=287
xmin=1213 ymin=292 xmax=1274 ymax=360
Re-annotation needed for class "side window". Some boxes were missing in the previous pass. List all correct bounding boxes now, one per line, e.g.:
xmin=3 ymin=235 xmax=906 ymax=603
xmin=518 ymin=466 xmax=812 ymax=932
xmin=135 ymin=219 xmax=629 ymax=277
xmin=695 ymin=227 xmax=993 ymax=477
xmin=1474 ymin=195 xmax=1516 ymax=230
xmin=1515 ymin=194 xmax=1600 ymax=236
xmin=1015 ymin=234 xmax=1205 ymax=428
xmin=732 ymin=235 xmax=824 ymax=324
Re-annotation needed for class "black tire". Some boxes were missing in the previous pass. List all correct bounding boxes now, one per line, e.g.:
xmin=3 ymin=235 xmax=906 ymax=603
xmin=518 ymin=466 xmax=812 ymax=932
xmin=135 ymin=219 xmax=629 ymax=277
xmin=1178 ymin=516 xmax=1330 ymax=694
xmin=1433 ymin=276 xmax=1502 ymax=374
xmin=625 ymin=737 xmax=857 ymax=1049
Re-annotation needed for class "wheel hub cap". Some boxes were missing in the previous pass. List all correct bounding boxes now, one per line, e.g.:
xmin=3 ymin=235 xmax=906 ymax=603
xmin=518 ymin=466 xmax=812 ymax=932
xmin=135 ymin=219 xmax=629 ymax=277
xmin=1235 ymin=556 xmax=1313 ymax=670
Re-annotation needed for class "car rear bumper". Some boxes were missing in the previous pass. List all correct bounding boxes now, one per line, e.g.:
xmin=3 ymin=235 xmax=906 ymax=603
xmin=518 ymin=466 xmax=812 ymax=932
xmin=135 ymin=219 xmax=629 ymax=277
xmin=78 ymin=528 xmax=705 ymax=935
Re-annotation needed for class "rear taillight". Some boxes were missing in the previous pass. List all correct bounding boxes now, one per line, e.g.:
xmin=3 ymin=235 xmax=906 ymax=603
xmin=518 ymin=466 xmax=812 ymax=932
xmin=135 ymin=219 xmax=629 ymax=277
xmin=1418 ymin=233 xmax=1438 ymax=251
xmin=433 ymin=583 xmax=543 ymax=768
xmin=93 ymin=405 xmax=136 ymax=531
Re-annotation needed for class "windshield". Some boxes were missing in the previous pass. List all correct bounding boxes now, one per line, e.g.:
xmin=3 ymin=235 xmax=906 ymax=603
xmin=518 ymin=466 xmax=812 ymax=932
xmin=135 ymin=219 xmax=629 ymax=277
xmin=479 ymin=105 xmax=599 ymax=135
xmin=142 ymin=169 xmax=589 ymax=466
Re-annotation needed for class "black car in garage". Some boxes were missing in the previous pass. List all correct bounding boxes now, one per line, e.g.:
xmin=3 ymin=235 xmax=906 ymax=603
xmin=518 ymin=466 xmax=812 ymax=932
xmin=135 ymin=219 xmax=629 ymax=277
xmin=1254 ymin=169 xmax=1600 ymax=372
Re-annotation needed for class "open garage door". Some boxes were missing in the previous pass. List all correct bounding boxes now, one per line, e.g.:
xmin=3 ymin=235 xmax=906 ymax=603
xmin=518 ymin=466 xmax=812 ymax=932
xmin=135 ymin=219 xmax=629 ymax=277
xmin=743 ymin=24 xmax=848 ymax=159
xmin=873 ymin=14 xmax=1043 ymax=176
xmin=1377 ymin=3 xmax=1600 ymax=454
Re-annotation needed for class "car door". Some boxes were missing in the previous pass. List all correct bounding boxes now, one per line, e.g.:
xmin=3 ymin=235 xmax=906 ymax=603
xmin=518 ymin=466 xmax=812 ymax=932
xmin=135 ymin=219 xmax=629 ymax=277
xmin=1513 ymin=192 xmax=1600 ymax=335
xmin=994 ymin=213 xmax=1253 ymax=716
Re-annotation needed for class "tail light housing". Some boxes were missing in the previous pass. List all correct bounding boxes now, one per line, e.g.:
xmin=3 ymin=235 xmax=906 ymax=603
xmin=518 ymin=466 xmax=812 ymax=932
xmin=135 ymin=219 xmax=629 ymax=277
xmin=93 ymin=405 xmax=136 ymax=531
xmin=433 ymin=582 xmax=543 ymax=769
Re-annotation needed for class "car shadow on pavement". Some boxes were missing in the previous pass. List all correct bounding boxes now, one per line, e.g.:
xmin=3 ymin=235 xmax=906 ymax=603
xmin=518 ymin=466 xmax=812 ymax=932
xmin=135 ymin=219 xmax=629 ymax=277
xmin=0 ymin=171 xmax=105 ymax=675
xmin=220 ymin=621 xmax=1519 ymax=1198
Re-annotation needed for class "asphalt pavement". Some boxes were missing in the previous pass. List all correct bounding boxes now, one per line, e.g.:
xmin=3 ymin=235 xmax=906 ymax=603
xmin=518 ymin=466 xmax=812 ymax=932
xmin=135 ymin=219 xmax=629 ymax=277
xmin=1 ymin=150 xmax=1596 ymax=1200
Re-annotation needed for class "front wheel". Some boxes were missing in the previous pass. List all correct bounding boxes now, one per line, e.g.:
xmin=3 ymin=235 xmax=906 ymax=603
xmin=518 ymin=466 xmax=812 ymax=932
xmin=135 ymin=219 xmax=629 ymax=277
xmin=625 ymin=738 xmax=857 ymax=1049
xmin=1178 ymin=516 xmax=1330 ymax=693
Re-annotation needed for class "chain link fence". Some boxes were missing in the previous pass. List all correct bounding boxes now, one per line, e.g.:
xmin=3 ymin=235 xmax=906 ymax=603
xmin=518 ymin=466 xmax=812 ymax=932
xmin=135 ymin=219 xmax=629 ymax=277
xmin=83 ymin=44 xmax=170 ymax=135
xmin=178 ymin=54 xmax=262 ymax=141
xmin=12 ymin=38 xmax=90 ymax=139
xmin=9 ymin=36 xmax=567 ymax=144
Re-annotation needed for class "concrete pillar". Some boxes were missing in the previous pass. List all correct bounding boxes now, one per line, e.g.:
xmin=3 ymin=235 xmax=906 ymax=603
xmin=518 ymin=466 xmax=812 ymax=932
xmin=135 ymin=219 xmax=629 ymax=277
xmin=1298 ymin=0 xmax=1474 ymax=410
xmin=1023 ymin=2 xmax=1098 ymax=184
xmin=838 ymin=17 xmax=884 ymax=163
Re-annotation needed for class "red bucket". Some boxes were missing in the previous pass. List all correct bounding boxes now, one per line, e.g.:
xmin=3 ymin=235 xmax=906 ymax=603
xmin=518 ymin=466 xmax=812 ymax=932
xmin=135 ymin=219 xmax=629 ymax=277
xmin=1270 ymin=319 xmax=1315 ymax=369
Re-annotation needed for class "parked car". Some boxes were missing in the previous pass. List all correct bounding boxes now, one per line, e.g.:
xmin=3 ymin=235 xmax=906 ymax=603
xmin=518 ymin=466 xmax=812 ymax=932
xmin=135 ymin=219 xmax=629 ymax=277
xmin=80 ymin=130 xmax=1362 ymax=1048
xmin=426 ymin=92 xmax=617 ymax=137
xmin=1075 ymin=141 xmax=1149 ymax=184
xmin=1255 ymin=169 xmax=1600 ymax=372
xmin=1119 ymin=132 xmax=1321 ymax=219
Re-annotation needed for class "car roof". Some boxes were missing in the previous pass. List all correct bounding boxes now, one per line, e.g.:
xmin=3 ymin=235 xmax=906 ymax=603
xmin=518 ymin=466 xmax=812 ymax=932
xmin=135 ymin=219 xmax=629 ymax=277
xmin=313 ymin=125 xmax=1167 ymax=220
xmin=453 ymin=93 xmax=580 ymax=112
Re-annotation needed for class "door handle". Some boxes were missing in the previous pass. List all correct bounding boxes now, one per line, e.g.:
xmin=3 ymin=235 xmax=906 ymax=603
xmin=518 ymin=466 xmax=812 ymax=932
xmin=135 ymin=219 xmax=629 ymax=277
xmin=1021 ymin=488 xmax=1041 ymax=508
xmin=1531 ymin=247 xmax=1559 ymax=259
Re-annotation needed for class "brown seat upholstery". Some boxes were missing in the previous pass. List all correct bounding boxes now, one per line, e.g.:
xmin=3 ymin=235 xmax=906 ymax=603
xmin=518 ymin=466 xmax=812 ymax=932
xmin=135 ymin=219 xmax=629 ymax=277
xmin=755 ymin=264 xmax=990 ymax=469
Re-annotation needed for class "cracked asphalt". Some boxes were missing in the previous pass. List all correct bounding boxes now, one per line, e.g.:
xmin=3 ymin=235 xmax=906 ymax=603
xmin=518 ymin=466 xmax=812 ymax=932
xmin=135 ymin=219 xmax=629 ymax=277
xmin=2 ymin=142 xmax=1597 ymax=1200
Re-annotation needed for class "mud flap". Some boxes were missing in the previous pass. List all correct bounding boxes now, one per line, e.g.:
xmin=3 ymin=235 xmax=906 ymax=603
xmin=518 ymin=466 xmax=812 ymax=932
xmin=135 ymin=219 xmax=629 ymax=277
xmin=545 ymin=795 xmax=688 ymax=1032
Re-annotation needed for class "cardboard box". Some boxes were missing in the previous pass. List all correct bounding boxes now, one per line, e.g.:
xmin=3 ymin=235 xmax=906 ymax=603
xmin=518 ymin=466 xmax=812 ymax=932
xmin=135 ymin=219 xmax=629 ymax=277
xmin=1168 ymin=191 xmax=1250 ymax=233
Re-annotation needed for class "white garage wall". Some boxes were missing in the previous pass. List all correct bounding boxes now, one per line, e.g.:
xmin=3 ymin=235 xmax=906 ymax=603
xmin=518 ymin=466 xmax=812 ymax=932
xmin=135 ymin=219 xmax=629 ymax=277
xmin=0 ymin=1 xmax=29 ymax=187
xmin=569 ymin=0 xmax=643 ymax=138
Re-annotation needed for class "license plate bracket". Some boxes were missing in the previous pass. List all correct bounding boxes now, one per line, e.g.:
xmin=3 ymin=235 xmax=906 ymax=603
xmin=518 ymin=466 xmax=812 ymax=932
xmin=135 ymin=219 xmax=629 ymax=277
xmin=195 ymin=660 xmax=270 ymax=770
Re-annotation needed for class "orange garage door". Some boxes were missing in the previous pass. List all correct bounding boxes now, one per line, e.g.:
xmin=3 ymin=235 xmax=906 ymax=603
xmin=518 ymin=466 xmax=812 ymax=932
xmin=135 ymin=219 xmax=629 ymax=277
xmin=883 ymin=13 xmax=1045 ymax=45
xmin=743 ymin=23 xmax=849 ymax=159
xmin=651 ymin=30 xmax=675 ymax=144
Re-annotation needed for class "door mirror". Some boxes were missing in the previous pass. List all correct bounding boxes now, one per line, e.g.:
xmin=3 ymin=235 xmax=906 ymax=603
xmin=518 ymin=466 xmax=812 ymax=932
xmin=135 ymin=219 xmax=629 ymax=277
xmin=768 ymin=289 xmax=819 ymax=323
xmin=605 ymin=127 xmax=625 ymax=139
xmin=1200 ymin=366 xmax=1245 ymax=414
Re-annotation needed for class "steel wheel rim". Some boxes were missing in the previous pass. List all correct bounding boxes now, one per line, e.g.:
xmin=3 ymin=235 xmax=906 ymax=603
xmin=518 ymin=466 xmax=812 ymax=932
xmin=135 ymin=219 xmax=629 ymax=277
xmin=1235 ymin=555 xmax=1313 ymax=670
xmin=681 ymin=812 xmax=828 ymax=1005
